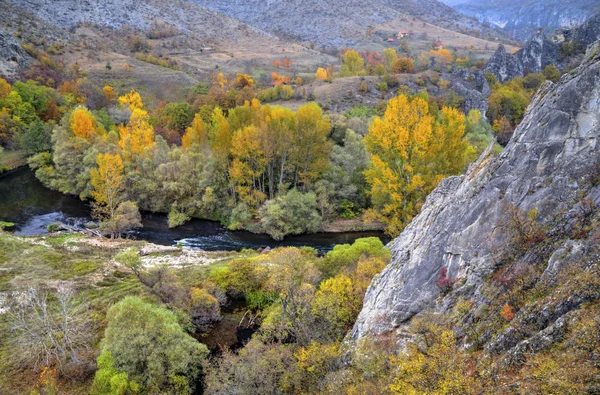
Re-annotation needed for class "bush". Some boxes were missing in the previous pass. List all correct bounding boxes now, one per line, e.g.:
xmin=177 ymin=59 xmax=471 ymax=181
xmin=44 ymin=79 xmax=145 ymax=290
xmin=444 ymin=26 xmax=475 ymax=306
xmin=259 ymin=189 xmax=322 ymax=240
xmin=393 ymin=57 xmax=415 ymax=73
xmin=259 ymin=85 xmax=294 ymax=102
xmin=542 ymin=65 xmax=561 ymax=83
xmin=376 ymin=81 xmax=388 ymax=93
xmin=93 ymin=297 xmax=209 ymax=394
xmin=523 ymin=73 xmax=546 ymax=90
xmin=189 ymin=287 xmax=221 ymax=330
xmin=319 ymin=237 xmax=391 ymax=278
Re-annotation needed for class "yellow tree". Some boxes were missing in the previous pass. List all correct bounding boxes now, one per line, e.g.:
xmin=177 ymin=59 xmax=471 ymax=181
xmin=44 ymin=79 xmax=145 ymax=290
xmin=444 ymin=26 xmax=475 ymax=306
xmin=235 ymin=73 xmax=255 ymax=89
xmin=209 ymin=108 xmax=233 ymax=179
xmin=103 ymin=86 xmax=116 ymax=104
xmin=70 ymin=107 xmax=100 ymax=142
xmin=429 ymin=48 xmax=453 ymax=68
xmin=292 ymin=103 xmax=331 ymax=188
xmin=182 ymin=113 xmax=208 ymax=150
xmin=315 ymin=67 xmax=328 ymax=80
xmin=383 ymin=48 xmax=398 ymax=72
xmin=118 ymin=108 xmax=155 ymax=161
xmin=213 ymin=72 xmax=227 ymax=89
xmin=91 ymin=153 xmax=124 ymax=223
xmin=340 ymin=50 xmax=364 ymax=76
xmin=364 ymin=94 xmax=470 ymax=236
xmin=0 ymin=78 xmax=11 ymax=100
xmin=265 ymin=105 xmax=297 ymax=197
xmin=229 ymin=125 xmax=267 ymax=207
xmin=118 ymin=90 xmax=144 ymax=111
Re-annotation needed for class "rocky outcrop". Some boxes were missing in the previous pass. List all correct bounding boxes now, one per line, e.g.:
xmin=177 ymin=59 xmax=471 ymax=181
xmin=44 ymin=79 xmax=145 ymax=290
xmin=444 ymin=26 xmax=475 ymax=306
xmin=484 ymin=31 xmax=559 ymax=82
xmin=0 ymin=29 xmax=31 ymax=81
xmin=573 ymin=12 xmax=600 ymax=48
xmin=444 ymin=68 xmax=490 ymax=116
xmin=351 ymin=41 xmax=600 ymax=341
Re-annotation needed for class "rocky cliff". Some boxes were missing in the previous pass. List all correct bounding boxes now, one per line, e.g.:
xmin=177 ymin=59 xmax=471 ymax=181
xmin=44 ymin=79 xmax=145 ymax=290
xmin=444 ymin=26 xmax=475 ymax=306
xmin=572 ymin=12 xmax=600 ymax=48
xmin=0 ymin=29 xmax=31 ymax=81
xmin=484 ymin=31 xmax=559 ymax=82
xmin=352 ymin=40 xmax=600 ymax=344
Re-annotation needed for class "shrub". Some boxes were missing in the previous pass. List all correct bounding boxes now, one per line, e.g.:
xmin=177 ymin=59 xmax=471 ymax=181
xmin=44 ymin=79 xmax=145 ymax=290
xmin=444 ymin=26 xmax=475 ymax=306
xmin=436 ymin=267 xmax=456 ymax=293
xmin=259 ymin=189 xmax=322 ymax=240
xmin=319 ymin=237 xmax=391 ymax=278
xmin=542 ymin=65 xmax=561 ymax=83
xmin=93 ymin=297 xmax=209 ymax=394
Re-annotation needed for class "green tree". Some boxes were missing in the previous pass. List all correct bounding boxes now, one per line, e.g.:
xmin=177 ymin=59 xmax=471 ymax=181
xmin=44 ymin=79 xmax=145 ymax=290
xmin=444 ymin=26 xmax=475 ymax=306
xmin=340 ymin=50 xmax=365 ymax=76
xmin=259 ymin=189 xmax=322 ymax=240
xmin=19 ymin=118 xmax=53 ymax=155
xmin=95 ymin=297 xmax=209 ymax=394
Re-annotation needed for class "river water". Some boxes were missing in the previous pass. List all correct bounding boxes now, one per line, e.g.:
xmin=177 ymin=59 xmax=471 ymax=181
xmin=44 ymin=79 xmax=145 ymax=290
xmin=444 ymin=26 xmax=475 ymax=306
xmin=0 ymin=168 xmax=389 ymax=253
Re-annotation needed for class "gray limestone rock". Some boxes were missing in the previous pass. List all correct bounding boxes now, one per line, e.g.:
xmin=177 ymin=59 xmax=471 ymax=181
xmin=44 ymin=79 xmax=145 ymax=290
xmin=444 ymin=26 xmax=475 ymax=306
xmin=0 ymin=29 xmax=31 ymax=81
xmin=484 ymin=32 xmax=559 ymax=83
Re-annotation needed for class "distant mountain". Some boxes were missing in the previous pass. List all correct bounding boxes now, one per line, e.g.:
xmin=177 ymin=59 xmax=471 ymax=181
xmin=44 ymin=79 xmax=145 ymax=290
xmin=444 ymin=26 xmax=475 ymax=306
xmin=483 ymin=14 xmax=600 ymax=83
xmin=440 ymin=0 xmax=600 ymax=41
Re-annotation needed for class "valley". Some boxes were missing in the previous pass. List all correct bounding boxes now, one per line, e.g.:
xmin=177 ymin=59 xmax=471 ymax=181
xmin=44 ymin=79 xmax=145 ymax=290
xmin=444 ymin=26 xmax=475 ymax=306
xmin=0 ymin=0 xmax=599 ymax=394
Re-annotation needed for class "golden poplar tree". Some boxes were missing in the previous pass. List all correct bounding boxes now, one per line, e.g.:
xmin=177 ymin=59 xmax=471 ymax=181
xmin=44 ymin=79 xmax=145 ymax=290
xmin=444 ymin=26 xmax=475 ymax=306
xmin=364 ymin=94 xmax=470 ymax=236
xmin=229 ymin=125 xmax=267 ymax=207
xmin=383 ymin=48 xmax=398 ymax=72
xmin=315 ymin=68 xmax=328 ymax=80
xmin=91 ymin=153 xmax=124 ymax=222
xmin=118 ymin=90 xmax=144 ymax=111
xmin=182 ymin=113 xmax=208 ymax=149
xmin=102 ymin=86 xmax=116 ymax=104
xmin=116 ymin=91 xmax=155 ymax=161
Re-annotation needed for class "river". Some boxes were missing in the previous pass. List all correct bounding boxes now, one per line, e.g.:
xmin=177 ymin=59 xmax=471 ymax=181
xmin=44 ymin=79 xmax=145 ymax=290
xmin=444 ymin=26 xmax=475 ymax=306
xmin=0 ymin=167 xmax=389 ymax=253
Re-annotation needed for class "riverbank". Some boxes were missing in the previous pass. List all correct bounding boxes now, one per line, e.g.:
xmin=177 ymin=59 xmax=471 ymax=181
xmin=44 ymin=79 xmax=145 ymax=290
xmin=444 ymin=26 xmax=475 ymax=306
xmin=319 ymin=216 xmax=386 ymax=233
xmin=0 ymin=150 xmax=26 ymax=176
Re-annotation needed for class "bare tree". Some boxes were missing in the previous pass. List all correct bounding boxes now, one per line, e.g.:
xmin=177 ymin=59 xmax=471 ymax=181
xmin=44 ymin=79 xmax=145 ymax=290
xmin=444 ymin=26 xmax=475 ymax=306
xmin=7 ymin=284 xmax=91 ymax=371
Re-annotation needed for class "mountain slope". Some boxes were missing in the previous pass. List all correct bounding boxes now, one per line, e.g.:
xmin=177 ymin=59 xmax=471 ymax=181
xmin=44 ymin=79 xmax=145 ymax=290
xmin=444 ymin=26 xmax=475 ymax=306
xmin=446 ymin=0 xmax=600 ymax=41
xmin=352 ymin=40 xmax=600 ymax=341
xmin=3 ymin=0 xmax=273 ymax=45
xmin=195 ymin=0 xmax=508 ymax=47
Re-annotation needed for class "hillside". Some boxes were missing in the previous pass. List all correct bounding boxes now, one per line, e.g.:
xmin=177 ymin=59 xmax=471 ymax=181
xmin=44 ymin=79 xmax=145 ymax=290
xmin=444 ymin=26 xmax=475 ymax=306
xmin=197 ymin=0 xmax=510 ymax=47
xmin=444 ymin=0 xmax=600 ymax=41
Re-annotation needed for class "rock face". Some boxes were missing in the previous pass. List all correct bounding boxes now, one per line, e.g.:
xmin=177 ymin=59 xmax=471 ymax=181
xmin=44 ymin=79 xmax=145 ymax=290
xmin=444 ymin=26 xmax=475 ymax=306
xmin=445 ymin=68 xmax=490 ymax=115
xmin=447 ymin=0 xmax=599 ymax=41
xmin=484 ymin=31 xmax=559 ymax=82
xmin=0 ymin=29 xmax=31 ymax=81
xmin=351 ymin=40 xmax=600 ymax=340
xmin=572 ymin=12 xmax=600 ymax=48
